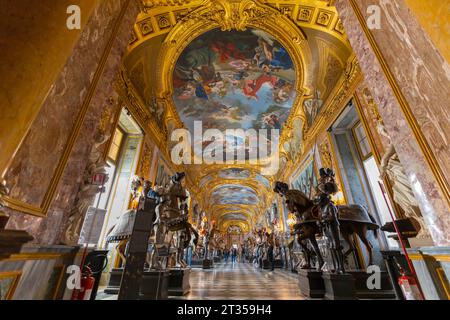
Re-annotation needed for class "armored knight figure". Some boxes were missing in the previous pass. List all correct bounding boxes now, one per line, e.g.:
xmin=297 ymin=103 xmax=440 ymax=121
xmin=315 ymin=168 xmax=346 ymax=273
xmin=150 ymin=172 xmax=196 ymax=269
xmin=106 ymin=176 xmax=152 ymax=264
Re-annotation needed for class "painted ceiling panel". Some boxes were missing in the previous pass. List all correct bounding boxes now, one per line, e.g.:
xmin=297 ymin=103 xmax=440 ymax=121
xmin=218 ymin=168 xmax=250 ymax=179
xmin=220 ymin=213 xmax=248 ymax=221
xmin=211 ymin=184 xmax=259 ymax=205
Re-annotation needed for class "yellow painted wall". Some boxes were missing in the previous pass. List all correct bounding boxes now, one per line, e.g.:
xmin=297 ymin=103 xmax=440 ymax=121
xmin=404 ymin=0 xmax=450 ymax=63
xmin=0 ymin=0 xmax=99 ymax=178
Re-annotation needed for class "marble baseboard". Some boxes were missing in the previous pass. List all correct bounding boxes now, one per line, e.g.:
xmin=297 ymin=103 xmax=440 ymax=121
xmin=0 ymin=245 xmax=81 ymax=300
xmin=407 ymin=246 xmax=450 ymax=300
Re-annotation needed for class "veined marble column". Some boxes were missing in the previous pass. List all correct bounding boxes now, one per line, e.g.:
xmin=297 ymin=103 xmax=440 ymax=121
xmin=335 ymin=0 xmax=450 ymax=245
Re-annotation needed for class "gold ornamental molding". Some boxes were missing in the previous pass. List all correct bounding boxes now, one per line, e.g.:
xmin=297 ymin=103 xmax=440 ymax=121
xmin=128 ymin=1 xmax=351 ymax=53
xmin=3 ymin=0 xmax=133 ymax=217
xmin=282 ymin=54 xmax=362 ymax=182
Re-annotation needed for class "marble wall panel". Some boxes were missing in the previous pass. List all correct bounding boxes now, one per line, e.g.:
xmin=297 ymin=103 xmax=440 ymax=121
xmin=335 ymin=0 xmax=450 ymax=245
xmin=5 ymin=0 xmax=140 ymax=244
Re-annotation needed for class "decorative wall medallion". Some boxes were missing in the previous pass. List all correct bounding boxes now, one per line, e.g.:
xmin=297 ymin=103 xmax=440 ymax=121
xmin=279 ymin=5 xmax=295 ymax=18
xmin=156 ymin=13 xmax=172 ymax=30
xmin=138 ymin=18 xmax=154 ymax=36
xmin=297 ymin=6 xmax=315 ymax=23
xmin=334 ymin=19 xmax=345 ymax=34
xmin=316 ymin=10 xmax=334 ymax=27
xmin=129 ymin=29 xmax=138 ymax=44
xmin=174 ymin=9 xmax=190 ymax=22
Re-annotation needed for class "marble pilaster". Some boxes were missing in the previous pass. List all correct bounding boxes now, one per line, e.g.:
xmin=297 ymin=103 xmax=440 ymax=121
xmin=4 ymin=0 xmax=140 ymax=244
xmin=335 ymin=0 xmax=450 ymax=245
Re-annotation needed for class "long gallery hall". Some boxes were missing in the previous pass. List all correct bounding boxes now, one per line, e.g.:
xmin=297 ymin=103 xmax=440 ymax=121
xmin=0 ymin=0 xmax=449 ymax=302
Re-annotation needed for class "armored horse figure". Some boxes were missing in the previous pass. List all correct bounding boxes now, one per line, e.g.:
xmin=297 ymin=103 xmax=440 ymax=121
xmin=274 ymin=168 xmax=379 ymax=272
xmin=150 ymin=172 xmax=198 ymax=269
xmin=274 ymin=182 xmax=324 ymax=270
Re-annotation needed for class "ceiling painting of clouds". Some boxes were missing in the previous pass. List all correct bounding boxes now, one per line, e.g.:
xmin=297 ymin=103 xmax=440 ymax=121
xmin=221 ymin=213 xmax=248 ymax=221
xmin=211 ymin=184 xmax=259 ymax=205
xmin=218 ymin=168 xmax=251 ymax=179
xmin=255 ymin=174 xmax=271 ymax=188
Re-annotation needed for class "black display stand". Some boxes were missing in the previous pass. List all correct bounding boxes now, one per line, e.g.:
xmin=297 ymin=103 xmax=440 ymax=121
xmin=190 ymin=259 xmax=203 ymax=268
xmin=104 ymin=268 xmax=123 ymax=294
xmin=322 ymin=272 xmax=357 ymax=300
xmin=168 ymin=268 xmax=191 ymax=296
xmin=140 ymin=270 xmax=169 ymax=300
xmin=262 ymin=259 xmax=271 ymax=269
xmin=202 ymin=259 xmax=213 ymax=269
xmin=298 ymin=269 xmax=325 ymax=298
xmin=274 ymin=259 xmax=283 ymax=268
xmin=347 ymin=270 xmax=395 ymax=299
xmin=118 ymin=197 xmax=157 ymax=300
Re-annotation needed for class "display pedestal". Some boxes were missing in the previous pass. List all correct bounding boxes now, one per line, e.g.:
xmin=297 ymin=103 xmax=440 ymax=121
xmin=140 ymin=270 xmax=169 ymax=300
xmin=104 ymin=268 xmax=123 ymax=294
xmin=298 ymin=269 xmax=325 ymax=298
xmin=322 ymin=272 xmax=357 ymax=300
xmin=191 ymin=259 xmax=203 ymax=268
xmin=168 ymin=268 xmax=191 ymax=296
xmin=274 ymin=259 xmax=283 ymax=268
xmin=0 ymin=227 xmax=33 ymax=260
xmin=348 ymin=270 xmax=395 ymax=299
xmin=262 ymin=259 xmax=271 ymax=269
xmin=202 ymin=259 xmax=213 ymax=269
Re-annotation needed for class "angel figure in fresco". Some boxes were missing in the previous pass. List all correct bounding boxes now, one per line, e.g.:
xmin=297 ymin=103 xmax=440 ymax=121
xmin=254 ymin=37 xmax=293 ymax=71
xmin=273 ymin=79 xmax=293 ymax=103
xmin=263 ymin=113 xmax=281 ymax=129
xmin=176 ymin=82 xmax=196 ymax=100
xmin=241 ymin=73 xmax=278 ymax=100
xmin=210 ymin=40 xmax=247 ymax=63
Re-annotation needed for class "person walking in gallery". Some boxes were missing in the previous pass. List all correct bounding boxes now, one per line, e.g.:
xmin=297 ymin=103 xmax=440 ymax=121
xmin=231 ymin=247 xmax=237 ymax=263
xmin=224 ymin=247 xmax=229 ymax=262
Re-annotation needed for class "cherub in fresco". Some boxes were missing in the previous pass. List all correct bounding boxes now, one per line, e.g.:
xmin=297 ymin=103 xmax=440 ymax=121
xmin=273 ymin=79 xmax=293 ymax=103
xmin=177 ymin=82 xmax=196 ymax=100
xmin=263 ymin=113 xmax=281 ymax=129
xmin=229 ymin=59 xmax=251 ymax=71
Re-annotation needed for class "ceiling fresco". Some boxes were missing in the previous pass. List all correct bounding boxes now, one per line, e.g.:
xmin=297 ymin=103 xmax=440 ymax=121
xmin=220 ymin=213 xmax=248 ymax=221
xmin=255 ymin=174 xmax=271 ymax=189
xmin=218 ymin=168 xmax=251 ymax=179
xmin=173 ymin=28 xmax=296 ymax=135
xmin=211 ymin=184 xmax=259 ymax=205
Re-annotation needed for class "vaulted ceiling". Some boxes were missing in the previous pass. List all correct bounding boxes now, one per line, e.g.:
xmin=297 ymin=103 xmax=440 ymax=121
xmin=121 ymin=0 xmax=353 ymax=233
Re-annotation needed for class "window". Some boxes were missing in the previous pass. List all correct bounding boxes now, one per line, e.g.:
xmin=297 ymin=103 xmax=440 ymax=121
xmin=107 ymin=128 xmax=124 ymax=162
xmin=353 ymin=123 xmax=372 ymax=160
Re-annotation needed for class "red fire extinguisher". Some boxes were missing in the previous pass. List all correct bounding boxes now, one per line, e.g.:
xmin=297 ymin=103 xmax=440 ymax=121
xmin=396 ymin=262 xmax=423 ymax=300
xmin=77 ymin=265 xmax=95 ymax=300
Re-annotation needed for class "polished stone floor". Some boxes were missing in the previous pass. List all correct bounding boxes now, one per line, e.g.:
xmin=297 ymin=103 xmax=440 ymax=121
xmin=181 ymin=261 xmax=304 ymax=300
xmin=97 ymin=262 xmax=305 ymax=300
